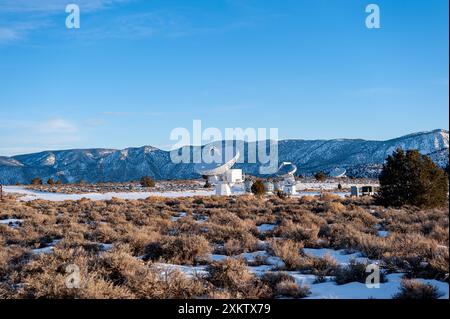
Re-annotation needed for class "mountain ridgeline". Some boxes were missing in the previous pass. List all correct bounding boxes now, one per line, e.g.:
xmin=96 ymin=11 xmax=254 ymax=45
xmin=0 ymin=129 xmax=448 ymax=184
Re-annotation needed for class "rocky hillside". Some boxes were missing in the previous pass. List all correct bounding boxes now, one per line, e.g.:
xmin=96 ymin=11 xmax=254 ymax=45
xmin=0 ymin=129 xmax=448 ymax=184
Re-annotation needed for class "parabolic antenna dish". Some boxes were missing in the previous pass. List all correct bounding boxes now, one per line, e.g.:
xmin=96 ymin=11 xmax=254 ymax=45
xmin=329 ymin=167 xmax=347 ymax=178
xmin=277 ymin=162 xmax=297 ymax=177
xmin=194 ymin=146 xmax=240 ymax=176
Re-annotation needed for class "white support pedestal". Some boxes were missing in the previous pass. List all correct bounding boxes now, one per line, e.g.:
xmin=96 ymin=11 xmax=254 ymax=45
xmin=283 ymin=185 xmax=297 ymax=195
xmin=216 ymin=182 xmax=232 ymax=196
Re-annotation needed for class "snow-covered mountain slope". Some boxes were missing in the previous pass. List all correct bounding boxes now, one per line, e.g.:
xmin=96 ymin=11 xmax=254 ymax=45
xmin=0 ymin=129 xmax=448 ymax=184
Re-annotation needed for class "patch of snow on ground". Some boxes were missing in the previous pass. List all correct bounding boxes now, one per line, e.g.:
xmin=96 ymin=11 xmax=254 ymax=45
xmin=99 ymin=243 xmax=113 ymax=251
xmin=257 ymin=224 xmax=276 ymax=233
xmin=32 ymin=240 xmax=61 ymax=255
xmin=194 ymin=214 xmax=209 ymax=223
xmin=154 ymin=263 xmax=208 ymax=278
xmin=303 ymin=248 xmax=369 ymax=265
xmin=377 ymin=230 xmax=389 ymax=238
xmin=209 ymin=254 xmax=228 ymax=262
xmin=0 ymin=219 xmax=23 ymax=228
xmin=305 ymin=273 xmax=449 ymax=299
xmin=3 ymin=186 xmax=215 ymax=202
xmin=171 ymin=212 xmax=187 ymax=221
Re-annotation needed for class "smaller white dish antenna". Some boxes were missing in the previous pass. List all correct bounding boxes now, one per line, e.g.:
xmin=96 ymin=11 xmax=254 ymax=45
xmin=329 ymin=167 xmax=347 ymax=178
xmin=276 ymin=162 xmax=297 ymax=195
xmin=277 ymin=162 xmax=297 ymax=177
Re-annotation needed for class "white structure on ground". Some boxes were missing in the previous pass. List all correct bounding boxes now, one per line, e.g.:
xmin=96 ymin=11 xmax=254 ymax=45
xmin=194 ymin=146 xmax=243 ymax=196
xmin=244 ymin=180 xmax=253 ymax=193
xmin=264 ymin=181 xmax=274 ymax=194
xmin=277 ymin=162 xmax=298 ymax=195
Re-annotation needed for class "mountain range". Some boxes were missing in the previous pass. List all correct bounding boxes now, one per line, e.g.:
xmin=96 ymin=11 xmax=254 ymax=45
xmin=0 ymin=129 xmax=448 ymax=184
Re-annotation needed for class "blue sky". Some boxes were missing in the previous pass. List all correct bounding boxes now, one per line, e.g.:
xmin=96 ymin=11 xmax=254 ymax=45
xmin=0 ymin=0 xmax=448 ymax=156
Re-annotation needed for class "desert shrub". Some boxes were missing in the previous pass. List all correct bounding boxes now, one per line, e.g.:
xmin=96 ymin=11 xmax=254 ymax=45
xmin=140 ymin=176 xmax=155 ymax=188
xmin=314 ymin=172 xmax=327 ymax=182
xmin=261 ymin=271 xmax=295 ymax=290
xmin=310 ymin=254 xmax=339 ymax=282
xmin=251 ymin=180 xmax=265 ymax=196
xmin=393 ymin=279 xmax=443 ymax=299
xmin=276 ymin=220 xmax=320 ymax=245
xmin=223 ymin=233 xmax=259 ymax=256
xmin=325 ymin=202 xmax=346 ymax=214
xmin=275 ymin=279 xmax=310 ymax=298
xmin=276 ymin=190 xmax=288 ymax=199
xmin=299 ymin=195 xmax=316 ymax=204
xmin=144 ymin=235 xmax=211 ymax=265
xmin=320 ymin=193 xmax=342 ymax=201
xmin=206 ymin=258 xmax=270 ymax=298
xmin=268 ymin=239 xmax=303 ymax=270
xmin=376 ymin=149 xmax=448 ymax=208
xmin=31 ymin=177 xmax=43 ymax=185
xmin=224 ymin=239 xmax=243 ymax=256
xmin=335 ymin=260 xmax=387 ymax=285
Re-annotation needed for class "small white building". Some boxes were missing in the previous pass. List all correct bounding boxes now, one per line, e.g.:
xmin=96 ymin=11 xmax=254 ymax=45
xmin=225 ymin=169 xmax=243 ymax=184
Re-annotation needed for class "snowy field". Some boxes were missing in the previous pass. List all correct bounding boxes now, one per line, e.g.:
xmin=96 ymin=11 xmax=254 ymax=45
xmin=1 ymin=184 xmax=447 ymax=299
xmin=153 ymin=246 xmax=449 ymax=299
xmin=2 ymin=186 xmax=216 ymax=202
xmin=3 ymin=186 xmax=349 ymax=202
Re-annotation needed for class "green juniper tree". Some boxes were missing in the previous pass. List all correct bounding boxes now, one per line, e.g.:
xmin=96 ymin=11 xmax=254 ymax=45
xmin=376 ymin=149 xmax=448 ymax=208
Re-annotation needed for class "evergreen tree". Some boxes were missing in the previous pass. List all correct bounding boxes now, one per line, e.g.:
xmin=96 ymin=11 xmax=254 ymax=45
xmin=251 ymin=180 xmax=265 ymax=196
xmin=314 ymin=171 xmax=327 ymax=182
xmin=376 ymin=149 xmax=448 ymax=208
xmin=140 ymin=176 xmax=155 ymax=188
xmin=31 ymin=177 xmax=43 ymax=185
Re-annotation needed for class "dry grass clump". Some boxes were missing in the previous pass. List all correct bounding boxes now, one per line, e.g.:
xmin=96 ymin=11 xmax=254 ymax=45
xmin=259 ymin=271 xmax=311 ymax=298
xmin=275 ymin=220 xmax=321 ymax=245
xmin=0 ymin=190 xmax=448 ymax=299
xmin=393 ymin=279 xmax=444 ymax=299
xmin=275 ymin=280 xmax=310 ymax=298
xmin=143 ymin=234 xmax=211 ymax=265
xmin=310 ymin=254 xmax=340 ymax=282
xmin=267 ymin=239 xmax=304 ymax=270
xmin=260 ymin=271 xmax=294 ymax=289
xmin=11 ymin=245 xmax=206 ymax=299
xmin=206 ymin=258 xmax=270 ymax=298
xmin=223 ymin=234 xmax=260 ymax=256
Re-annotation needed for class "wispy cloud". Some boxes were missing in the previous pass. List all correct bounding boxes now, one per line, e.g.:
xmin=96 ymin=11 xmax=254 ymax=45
xmin=0 ymin=118 xmax=77 ymax=132
xmin=0 ymin=27 xmax=19 ymax=41
xmin=0 ymin=0 xmax=132 ymax=44
xmin=0 ymin=0 xmax=131 ymax=13
xmin=0 ymin=118 xmax=81 ymax=156
xmin=1 ymin=1 xmax=262 ymax=45
xmin=36 ymin=118 xmax=78 ymax=134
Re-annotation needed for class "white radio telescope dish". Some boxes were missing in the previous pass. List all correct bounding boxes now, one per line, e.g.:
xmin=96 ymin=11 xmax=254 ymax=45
xmin=194 ymin=145 xmax=242 ymax=196
xmin=194 ymin=146 xmax=239 ymax=176
xmin=329 ymin=167 xmax=347 ymax=178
